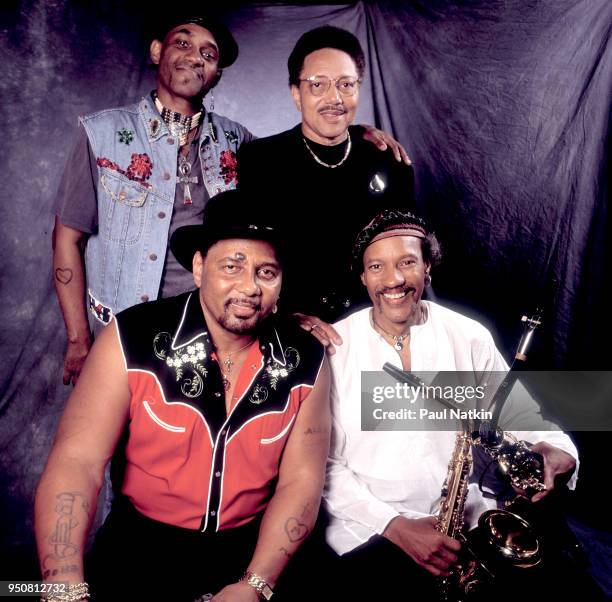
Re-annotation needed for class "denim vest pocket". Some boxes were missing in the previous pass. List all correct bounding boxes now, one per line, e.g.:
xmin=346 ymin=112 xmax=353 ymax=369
xmin=100 ymin=171 xmax=148 ymax=245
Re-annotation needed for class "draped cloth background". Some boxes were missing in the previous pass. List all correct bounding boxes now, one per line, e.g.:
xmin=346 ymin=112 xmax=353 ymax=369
xmin=1 ymin=0 xmax=610 ymax=583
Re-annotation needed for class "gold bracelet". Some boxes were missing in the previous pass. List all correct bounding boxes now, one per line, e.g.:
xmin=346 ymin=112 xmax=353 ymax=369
xmin=41 ymin=582 xmax=90 ymax=602
xmin=241 ymin=570 xmax=274 ymax=600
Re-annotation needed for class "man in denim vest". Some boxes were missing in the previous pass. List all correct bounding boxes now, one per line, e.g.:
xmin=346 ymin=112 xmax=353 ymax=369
xmin=53 ymin=13 xmax=251 ymax=386
xmin=53 ymin=14 xmax=409 ymax=386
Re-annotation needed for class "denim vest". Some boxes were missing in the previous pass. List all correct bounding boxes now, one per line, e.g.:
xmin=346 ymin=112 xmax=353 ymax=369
xmin=81 ymin=96 xmax=252 ymax=330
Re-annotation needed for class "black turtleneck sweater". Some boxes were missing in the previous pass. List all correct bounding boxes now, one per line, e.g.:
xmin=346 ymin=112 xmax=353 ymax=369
xmin=237 ymin=124 xmax=415 ymax=322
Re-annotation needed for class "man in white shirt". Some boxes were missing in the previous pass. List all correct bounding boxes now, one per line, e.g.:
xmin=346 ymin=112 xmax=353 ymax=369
xmin=322 ymin=208 xmax=590 ymax=600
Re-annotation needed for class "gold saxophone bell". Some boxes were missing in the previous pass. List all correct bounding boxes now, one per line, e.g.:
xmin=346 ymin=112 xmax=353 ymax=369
xmin=478 ymin=510 xmax=541 ymax=567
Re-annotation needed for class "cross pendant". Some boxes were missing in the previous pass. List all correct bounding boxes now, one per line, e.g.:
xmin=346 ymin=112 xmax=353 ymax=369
xmin=223 ymin=356 xmax=234 ymax=374
xmin=178 ymin=156 xmax=198 ymax=205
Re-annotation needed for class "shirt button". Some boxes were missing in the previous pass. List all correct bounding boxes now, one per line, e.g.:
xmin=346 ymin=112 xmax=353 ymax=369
xmin=210 ymin=510 xmax=216 ymax=516
xmin=214 ymin=392 xmax=221 ymax=398
xmin=163 ymin=172 xmax=171 ymax=181
xmin=215 ymin=471 xmax=221 ymax=478
xmin=141 ymin=294 xmax=149 ymax=302
xmin=343 ymin=298 xmax=351 ymax=308
xmin=321 ymin=297 xmax=328 ymax=304
xmin=167 ymin=137 xmax=175 ymax=145
xmin=149 ymin=253 xmax=157 ymax=261
xmin=158 ymin=211 xmax=166 ymax=219
xmin=221 ymin=430 xmax=227 ymax=437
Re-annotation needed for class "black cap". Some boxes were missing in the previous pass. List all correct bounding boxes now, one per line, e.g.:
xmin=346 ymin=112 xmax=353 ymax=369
xmin=352 ymin=209 xmax=430 ymax=271
xmin=170 ymin=190 xmax=283 ymax=271
xmin=152 ymin=13 xmax=238 ymax=68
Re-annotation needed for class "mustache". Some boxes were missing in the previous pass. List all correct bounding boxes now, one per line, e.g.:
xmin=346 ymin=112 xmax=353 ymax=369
xmin=318 ymin=104 xmax=347 ymax=114
xmin=375 ymin=285 xmax=414 ymax=296
xmin=225 ymin=297 xmax=261 ymax=310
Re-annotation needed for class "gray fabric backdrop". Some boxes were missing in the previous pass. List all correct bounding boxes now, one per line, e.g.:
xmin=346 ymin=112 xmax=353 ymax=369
xmin=1 ymin=0 xmax=610 ymax=582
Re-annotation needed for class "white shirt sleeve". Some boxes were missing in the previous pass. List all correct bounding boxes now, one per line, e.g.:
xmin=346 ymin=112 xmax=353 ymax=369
xmin=324 ymin=410 xmax=404 ymax=537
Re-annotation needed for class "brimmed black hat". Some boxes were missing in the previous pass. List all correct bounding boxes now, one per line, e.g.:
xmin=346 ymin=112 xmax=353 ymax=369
xmin=352 ymin=209 xmax=430 ymax=271
xmin=152 ymin=13 xmax=238 ymax=68
xmin=170 ymin=189 xmax=283 ymax=271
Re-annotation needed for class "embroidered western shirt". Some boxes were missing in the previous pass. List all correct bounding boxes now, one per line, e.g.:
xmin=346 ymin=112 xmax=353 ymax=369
xmin=114 ymin=292 xmax=324 ymax=532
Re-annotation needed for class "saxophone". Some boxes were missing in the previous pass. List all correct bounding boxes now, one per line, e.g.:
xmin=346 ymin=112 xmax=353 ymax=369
xmin=436 ymin=425 xmax=542 ymax=601
xmin=432 ymin=311 xmax=546 ymax=599
xmin=436 ymin=428 xmax=491 ymax=600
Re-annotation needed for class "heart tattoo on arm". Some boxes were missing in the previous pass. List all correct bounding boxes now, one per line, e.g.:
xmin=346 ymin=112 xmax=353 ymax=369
xmin=284 ymin=517 xmax=309 ymax=542
xmin=55 ymin=268 xmax=74 ymax=285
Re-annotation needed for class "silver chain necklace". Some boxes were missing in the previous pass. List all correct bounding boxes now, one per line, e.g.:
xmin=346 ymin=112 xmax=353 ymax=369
xmin=302 ymin=132 xmax=351 ymax=169
xmin=372 ymin=313 xmax=411 ymax=351
xmin=216 ymin=340 xmax=253 ymax=390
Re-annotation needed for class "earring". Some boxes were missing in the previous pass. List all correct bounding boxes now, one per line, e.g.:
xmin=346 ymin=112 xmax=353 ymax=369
xmin=272 ymin=304 xmax=278 ymax=314
xmin=425 ymin=273 xmax=432 ymax=286
xmin=208 ymin=89 xmax=214 ymax=112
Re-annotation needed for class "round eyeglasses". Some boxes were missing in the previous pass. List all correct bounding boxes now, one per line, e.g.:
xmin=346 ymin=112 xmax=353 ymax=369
xmin=299 ymin=75 xmax=361 ymax=97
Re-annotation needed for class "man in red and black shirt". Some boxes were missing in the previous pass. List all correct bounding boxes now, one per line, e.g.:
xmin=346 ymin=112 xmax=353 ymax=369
xmin=35 ymin=189 xmax=330 ymax=602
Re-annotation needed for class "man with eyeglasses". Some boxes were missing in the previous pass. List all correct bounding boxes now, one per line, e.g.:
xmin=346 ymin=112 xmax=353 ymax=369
xmin=238 ymin=26 xmax=415 ymax=347
xmin=52 ymin=15 xmax=408 ymax=388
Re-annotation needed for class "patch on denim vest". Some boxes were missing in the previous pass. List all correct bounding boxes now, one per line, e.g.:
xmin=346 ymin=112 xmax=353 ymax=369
xmin=117 ymin=128 xmax=135 ymax=145
xmin=88 ymin=290 xmax=113 ymax=324
xmin=219 ymin=150 xmax=238 ymax=186
xmin=96 ymin=153 xmax=153 ymax=187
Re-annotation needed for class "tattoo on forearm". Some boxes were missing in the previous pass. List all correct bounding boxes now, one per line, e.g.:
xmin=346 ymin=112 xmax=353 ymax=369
xmin=42 ymin=564 xmax=79 ymax=580
xmin=55 ymin=268 xmax=74 ymax=285
xmin=284 ymin=517 xmax=309 ymax=543
xmin=279 ymin=547 xmax=293 ymax=558
xmin=42 ymin=492 xmax=89 ymax=577
xmin=304 ymin=427 xmax=326 ymax=436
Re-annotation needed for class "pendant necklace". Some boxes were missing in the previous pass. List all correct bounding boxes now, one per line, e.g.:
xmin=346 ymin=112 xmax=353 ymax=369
xmin=178 ymin=149 xmax=198 ymax=205
xmin=371 ymin=313 xmax=410 ymax=351
xmin=154 ymin=93 xmax=201 ymax=204
xmin=216 ymin=340 xmax=253 ymax=390
xmin=303 ymin=131 xmax=351 ymax=168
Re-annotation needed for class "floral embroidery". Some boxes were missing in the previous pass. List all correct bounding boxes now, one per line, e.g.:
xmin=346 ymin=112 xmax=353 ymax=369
xmin=264 ymin=347 xmax=300 ymax=390
xmin=126 ymin=153 xmax=153 ymax=182
xmin=97 ymin=157 xmax=120 ymax=172
xmin=117 ymin=128 xmax=134 ymax=145
xmin=249 ymin=384 xmax=269 ymax=405
xmin=219 ymin=150 xmax=238 ymax=185
xmin=153 ymin=332 xmax=172 ymax=360
xmin=153 ymin=331 xmax=209 ymax=399
xmin=96 ymin=153 xmax=154 ymax=187
xmin=166 ymin=342 xmax=208 ymax=382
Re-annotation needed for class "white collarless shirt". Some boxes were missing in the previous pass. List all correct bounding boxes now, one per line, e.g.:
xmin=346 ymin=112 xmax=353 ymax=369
xmin=324 ymin=302 xmax=578 ymax=555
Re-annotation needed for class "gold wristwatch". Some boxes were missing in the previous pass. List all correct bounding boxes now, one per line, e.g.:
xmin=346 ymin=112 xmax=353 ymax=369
xmin=242 ymin=570 xmax=274 ymax=600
